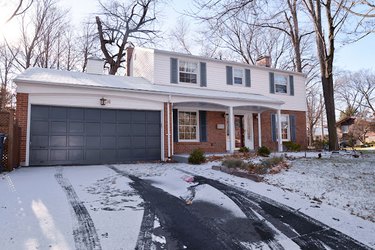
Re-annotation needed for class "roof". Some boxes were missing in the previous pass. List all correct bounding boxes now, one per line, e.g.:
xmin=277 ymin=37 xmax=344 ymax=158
xmin=14 ymin=67 xmax=284 ymax=106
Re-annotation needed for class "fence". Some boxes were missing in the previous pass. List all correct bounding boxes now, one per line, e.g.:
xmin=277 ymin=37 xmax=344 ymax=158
xmin=0 ymin=111 xmax=21 ymax=171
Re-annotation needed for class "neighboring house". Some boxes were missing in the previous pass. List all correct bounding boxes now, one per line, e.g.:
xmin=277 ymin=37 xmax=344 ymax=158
xmin=336 ymin=116 xmax=375 ymax=144
xmin=14 ymin=47 xmax=307 ymax=166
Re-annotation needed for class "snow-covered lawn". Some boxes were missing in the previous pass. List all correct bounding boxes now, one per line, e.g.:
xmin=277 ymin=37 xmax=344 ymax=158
xmin=264 ymin=154 xmax=375 ymax=222
xmin=0 ymin=154 xmax=374 ymax=249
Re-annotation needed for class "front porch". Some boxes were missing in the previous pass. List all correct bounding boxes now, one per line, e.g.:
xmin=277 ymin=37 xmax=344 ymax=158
xmin=163 ymin=99 xmax=304 ymax=160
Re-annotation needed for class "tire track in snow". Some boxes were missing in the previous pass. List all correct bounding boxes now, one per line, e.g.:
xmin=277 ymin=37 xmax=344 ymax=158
xmin=108 ymin=165 xmax=243 ymax=249
xmin=135 ymin=202 xmax=155 ymax=250
xmin=55 ymin=168 xmax=101 ymax=250
xmin=191 ymin=175 xmax=371 ymax=250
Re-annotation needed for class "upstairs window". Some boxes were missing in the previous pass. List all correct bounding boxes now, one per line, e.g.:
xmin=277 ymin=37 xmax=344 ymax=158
xmin=179 ymin=61 xmax=198 ymax=84
xmin=269 ymin=72 xmax=294 ymax=95
xmin=233 ymin=68 xmax=244 ymax=84
xmin=341 ymin=125 xmax=349 ymax=134
xmin=274 ymin=74 xmax=288 ymax=94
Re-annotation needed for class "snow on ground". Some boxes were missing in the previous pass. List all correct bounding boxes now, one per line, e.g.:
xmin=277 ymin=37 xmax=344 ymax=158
xmin=1 ymin=155 xmax=374 ymax=249
xmin=264 ymin=156 xmax=375 ymax=222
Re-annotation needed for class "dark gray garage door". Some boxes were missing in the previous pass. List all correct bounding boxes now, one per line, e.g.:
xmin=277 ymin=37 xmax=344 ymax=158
xmin=30 ymin=105 xmax=161 ymax=166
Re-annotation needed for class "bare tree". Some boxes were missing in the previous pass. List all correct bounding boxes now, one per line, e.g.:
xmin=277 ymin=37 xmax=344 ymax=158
xmin=78 ymin=21 xmax=100 ymax=72
xmin=169 ymin=18 xmax=193 ymax=54
xmin=8 ymin=0 xmax=69 ymax=70
xmin=2 ymin=0 xmax=34 ymax=22
xmin=348 ymin=118 xmax=373 ymax=144
xmin=306 ymin=84 xmax=324 ymax=145
xmin=95 ymin=0 xmax=159 ymax=75
xmin=0 ymin=44 xmax=18 ymax=110
xmin=335 ymin=70 xmax=375 ymax=117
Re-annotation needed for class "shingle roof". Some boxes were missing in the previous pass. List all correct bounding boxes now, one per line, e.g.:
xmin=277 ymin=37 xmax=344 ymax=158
xmin=14 ymin=67 xmax=284 ymax=106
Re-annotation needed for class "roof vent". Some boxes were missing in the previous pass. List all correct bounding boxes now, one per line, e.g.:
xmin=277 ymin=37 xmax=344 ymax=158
xmin=256 ymin=56 xmax=272 ymax=67
xmin=86 ymin=56 xmax=104 ymax=74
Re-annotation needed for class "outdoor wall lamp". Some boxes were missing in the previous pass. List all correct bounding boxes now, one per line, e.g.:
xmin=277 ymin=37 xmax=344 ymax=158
xmin=100 ymin=97 xmax=107 ymax=106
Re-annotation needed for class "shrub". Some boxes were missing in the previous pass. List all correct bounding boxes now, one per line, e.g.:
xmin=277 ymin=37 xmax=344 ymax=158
xmin=257 ymin=146 xmax=270 ymax=157
xmin=222 ymin=158 xmax=247 ymax=169
xmin=239 ymin=146 xmax=250 ymax=153
xmin=261 ymin=156 xmax=284 ymax=167
xmin=283 ymin=141 xmax=301 ymax=152
xmin=188 ymin=148 xmax=206 ymax=165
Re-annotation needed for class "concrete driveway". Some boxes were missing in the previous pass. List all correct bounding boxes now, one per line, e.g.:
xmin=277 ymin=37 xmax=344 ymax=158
xmin=0 ymin=164 xmax=371 ymax=250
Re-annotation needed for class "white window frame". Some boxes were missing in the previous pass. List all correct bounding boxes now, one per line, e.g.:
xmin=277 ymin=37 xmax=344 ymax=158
xmin=341 ymin=125 xmax=349 ymax=134
xmin=233 ymin=68 xmax=244 ymax=85
xmin=178 ymin=110 xmax=199 ymax=142
xmin=274 ymin=74 xmax=288 ymax=94
xmin=178 ymin=60 xmax=199 ymax=84
xmin=277 ymin=114 xmax=290 ymax=141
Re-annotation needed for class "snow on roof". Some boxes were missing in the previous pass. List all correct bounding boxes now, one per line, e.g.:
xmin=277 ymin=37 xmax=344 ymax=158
xmin=14 ymin=67 xmax=284 ymax=105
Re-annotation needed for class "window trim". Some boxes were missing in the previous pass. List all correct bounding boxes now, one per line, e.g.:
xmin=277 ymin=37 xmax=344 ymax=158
xmin=233 ymin=67 xmax=244 ymax=85
xmin=274 ymin=74 xmax=289 ymax=95
xmin=178 ymin=60 xmax=199 ymax=84
xmin=177 ymin=110 xmax=200 ymax=142
xmin=278 ymin=114 xmax=290 ymax=141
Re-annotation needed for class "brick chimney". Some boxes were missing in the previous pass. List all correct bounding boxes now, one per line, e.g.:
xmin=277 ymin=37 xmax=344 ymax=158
xmin=86 ymin=56 xmax=104 ymax=74
xmin=256 ymin=56 xmax=272 ymax=67
xmin=126 ymin=47 xmax=134 ymax=76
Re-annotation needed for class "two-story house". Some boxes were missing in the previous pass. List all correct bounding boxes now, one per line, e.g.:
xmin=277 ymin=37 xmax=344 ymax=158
xmin=14 ymin=47 xmax=306 ymax=166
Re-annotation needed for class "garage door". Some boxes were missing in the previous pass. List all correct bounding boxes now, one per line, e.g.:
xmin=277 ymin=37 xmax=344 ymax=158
xmin=30 ymin=105 xmax=161 ymax=166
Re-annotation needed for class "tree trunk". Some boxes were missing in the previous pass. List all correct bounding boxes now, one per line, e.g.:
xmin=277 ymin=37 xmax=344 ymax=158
xmin=321 ymin=74 xmax=339 ymax=150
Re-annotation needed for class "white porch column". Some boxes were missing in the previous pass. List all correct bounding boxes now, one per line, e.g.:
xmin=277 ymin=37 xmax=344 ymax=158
xmin=228 ymin=106 xmax=235 ymax=153
xmin=277 ymin=109 xmax=283 ymax=152
xmin=258 ymin=112 xmax=262 ymax=147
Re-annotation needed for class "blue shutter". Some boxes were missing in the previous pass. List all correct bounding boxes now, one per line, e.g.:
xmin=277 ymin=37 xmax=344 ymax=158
xmin=271 ymin=114 xmax=276 ymax=142
xmin=200 ymin=62 xmax=207 ymax=87
xmin=269 ymin=72 xmax=275 ymax=93
xmin=170 ymin=58 xmax=178 ymax=84
xmin=290 ymin=115 xmax=296 ymax=142
xmin=199 ymin=111 xmax=207 ymax=142
xmin=245 ymin=69 xmax=251 ymax=87
xmin=289 ymin=75 xmax=294 ymax=96
xmin=226 ymin=66 xmax=233 ymax=85
xmin=173 ymin=109 xmax=178 ymax=142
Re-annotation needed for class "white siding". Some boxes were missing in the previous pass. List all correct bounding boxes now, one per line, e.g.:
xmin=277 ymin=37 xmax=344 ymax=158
xmin=131 ymin=47 xmax=155 ymax=83
xmin=146 ymin=50 xmax=306 ymax=111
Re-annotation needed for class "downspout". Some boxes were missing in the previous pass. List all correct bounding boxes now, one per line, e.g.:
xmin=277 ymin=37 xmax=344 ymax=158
xmin=167 ymin=95 xmax=172 ymax=160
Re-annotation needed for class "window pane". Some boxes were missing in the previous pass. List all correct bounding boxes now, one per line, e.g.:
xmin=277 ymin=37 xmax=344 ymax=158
xmin=179 ymin=61 xmax=198 ymax=83
xmin=178 ymin=111 xmax=198 ymax=140
xmin=275 ymin=84 xmax=287 ymax=93
xmin=276 ymin=115 xmax=290 ymax=141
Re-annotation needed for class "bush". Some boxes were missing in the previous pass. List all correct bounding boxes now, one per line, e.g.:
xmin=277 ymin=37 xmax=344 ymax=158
xmin=257 ymin=146 xmax=270 ymax=157
xmin=222 ymin=158 xmax=247 ymax=169
xmin=238 ymin=146 xmax=250 ymax=153
xmin=261 ymin=156 xmax=284 ymax=167
xmin=188 ymin=148 xmax=206 ymax=165
xmin=283 ymin=141 xmax=301 ymax=152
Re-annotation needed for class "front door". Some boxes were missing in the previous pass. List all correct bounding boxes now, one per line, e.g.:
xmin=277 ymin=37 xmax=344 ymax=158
xmin=235 ymin=115 xmax=244 ymax=148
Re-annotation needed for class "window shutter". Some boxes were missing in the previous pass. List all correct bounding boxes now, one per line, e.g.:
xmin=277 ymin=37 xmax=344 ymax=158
xmin=170 ymin=58 xmax=178 ymax=84
xmin=199 ymin=111 xmax=207 ymax=142
xmin=226 ymin=66 xmax=233 ymax=85
xmin=269 ymin=72 xmax=275 ymax=93
xmin=271 ymin=114 xmax=276 ymax=142
xmin=290 ymin=115 xmax=296 ymax=142
xmin=200 ymin=62 xmax=207 ymax=87
xmin=289 ymin=75 xmax=294 ymax=96
xmin=173 ymin=109 xmax=178 ymax=142
xmin=245 ymin=69 xmax=251 ymax=87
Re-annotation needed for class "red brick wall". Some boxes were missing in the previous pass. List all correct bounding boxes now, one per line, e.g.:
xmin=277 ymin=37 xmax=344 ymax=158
xmin=253 ymin=110 xmax=307 ymax=151
xmin=16 ymin=93 xmax=28 ymax=164
xmin=173 ymin=111 xmax=226 ymax=154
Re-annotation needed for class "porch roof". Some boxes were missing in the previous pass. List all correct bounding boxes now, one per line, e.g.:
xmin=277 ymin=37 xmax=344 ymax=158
xmin=15 ymin=67 xmax=284 ymax=107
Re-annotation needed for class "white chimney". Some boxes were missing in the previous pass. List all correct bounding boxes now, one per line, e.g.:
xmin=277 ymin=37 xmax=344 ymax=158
xmin=86 ymin=56 xmax=104 ymax=74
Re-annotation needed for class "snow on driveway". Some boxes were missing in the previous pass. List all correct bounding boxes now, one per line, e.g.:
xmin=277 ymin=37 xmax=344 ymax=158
xmin=0 ymin=160 xmax=374 ymax=249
